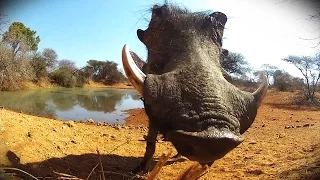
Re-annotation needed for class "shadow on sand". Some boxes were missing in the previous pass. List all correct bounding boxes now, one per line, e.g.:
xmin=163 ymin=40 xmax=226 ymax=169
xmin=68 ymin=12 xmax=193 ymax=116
xmin=3 ymin=150 xmax=320 ymax=179
xmin=5 ymin=151 xmax=186 ymax=180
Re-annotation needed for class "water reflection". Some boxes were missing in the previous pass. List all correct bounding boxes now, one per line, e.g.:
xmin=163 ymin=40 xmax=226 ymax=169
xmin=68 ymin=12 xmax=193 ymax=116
xmin=0 ymin=88 xmax=143 ymax=124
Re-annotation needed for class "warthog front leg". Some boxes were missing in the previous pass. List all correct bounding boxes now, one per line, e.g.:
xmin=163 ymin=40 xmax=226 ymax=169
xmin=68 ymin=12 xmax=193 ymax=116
xmin=132 ymin=124 xmax=158 ymax=173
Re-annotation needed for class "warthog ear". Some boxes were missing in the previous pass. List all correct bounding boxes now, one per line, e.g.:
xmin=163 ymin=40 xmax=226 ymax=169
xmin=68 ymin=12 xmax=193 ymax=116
xmin=152 ymin=5 xmax=163 ymax=18
xmin=209 ymin=12 xmax=227 ymax=27
xmin=208 ymin=12 xmax=227 ymax=45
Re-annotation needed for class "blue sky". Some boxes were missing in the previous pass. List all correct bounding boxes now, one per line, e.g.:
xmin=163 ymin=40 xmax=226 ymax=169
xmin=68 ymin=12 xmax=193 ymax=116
xmin=2 ymin=0 xmax=320 ymax=77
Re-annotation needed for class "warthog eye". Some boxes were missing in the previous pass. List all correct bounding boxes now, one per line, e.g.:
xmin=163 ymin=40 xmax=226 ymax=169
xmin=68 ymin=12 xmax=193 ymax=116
xmin=150 ymin=62 xmax=164 ymax=73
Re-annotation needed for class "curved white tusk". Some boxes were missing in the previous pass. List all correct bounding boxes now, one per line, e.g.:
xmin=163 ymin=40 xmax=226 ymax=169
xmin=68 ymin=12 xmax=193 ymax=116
xmin=252 ymin=74 xmax=268 ymax=106
xmin=122 ymin=44 xmax=146 ymax=96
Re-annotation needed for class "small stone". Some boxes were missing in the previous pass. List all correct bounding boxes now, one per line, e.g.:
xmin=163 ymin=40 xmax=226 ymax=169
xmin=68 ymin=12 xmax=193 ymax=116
xmin=71 ymin=140 xmax=77 ymax=144
xmin=249 ymin=141 xmax=257 ymax=145
xmin=303 ymin=124 xmax=310 ymax=127
xmin=97 ymin=122 xmax=103 ymax=126
xmin=102 ymin=133 xmax=109 ymax=138
xmin=87 ymin=119 xmax=94 ymax=123
xmin=262 ymin=124 xmax=265 ymax=127
xmin=285 ymin=126 xmax=291 ymax=129
xmin=114 ymin=126 xmax=120 ymax=130
xmin=247 ymin=169 xmax=264 ymax=175
xmin=111 ymin=135 xmax=117 ymax=140
xmin=63 ymin=121 xmax=75 ymax=127
xmin=295 ymin=120 xmax=299 ymax=123
xmin=296 ymin=125 xmax=301 ymax=128
xmin=27 ymin=131 xmax=32 ymax=138
xmin=311 ymin=123 xmax=315 ymax=126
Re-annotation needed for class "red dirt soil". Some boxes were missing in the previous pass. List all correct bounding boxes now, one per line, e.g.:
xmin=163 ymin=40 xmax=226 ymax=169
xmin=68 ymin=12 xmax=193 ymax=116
xmin=0 ymin=90 xmax=319 ymax=179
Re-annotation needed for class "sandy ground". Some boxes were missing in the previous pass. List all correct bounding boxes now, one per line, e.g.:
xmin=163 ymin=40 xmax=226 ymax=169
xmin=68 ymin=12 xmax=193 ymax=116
xmin=0 ymin=91 xmax=319 ymax=179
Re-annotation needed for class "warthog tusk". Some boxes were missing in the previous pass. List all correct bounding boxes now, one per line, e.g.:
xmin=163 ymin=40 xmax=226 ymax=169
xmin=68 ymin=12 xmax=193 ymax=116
xmin=122 ymin=44 xmax=146 ymax=96
xmin=252 ymin=75 xmax=268 ymax=105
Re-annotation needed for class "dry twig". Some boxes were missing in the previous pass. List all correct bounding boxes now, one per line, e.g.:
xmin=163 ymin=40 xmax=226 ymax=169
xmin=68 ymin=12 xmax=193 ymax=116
xmin=97 ymin=149 xmax=106 ymax=180
xmin=178 ymin=163 xmax=209 ymax=180
xmin=147 ymin=150 xmax=172 ymax=180
xmin=1 ymin=167 xmax=38 ymax=180
xmin=86 ymin=163 xmax=99 ymax=180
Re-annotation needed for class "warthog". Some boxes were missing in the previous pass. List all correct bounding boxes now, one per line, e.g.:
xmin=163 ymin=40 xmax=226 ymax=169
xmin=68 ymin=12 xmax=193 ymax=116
xmin=122 ymin=3 xmax=268 ymax=173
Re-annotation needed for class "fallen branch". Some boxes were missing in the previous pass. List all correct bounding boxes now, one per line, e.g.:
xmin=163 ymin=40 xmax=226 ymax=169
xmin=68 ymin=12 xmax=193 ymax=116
xmin=1 ymin=167 xmax=38 ymax=180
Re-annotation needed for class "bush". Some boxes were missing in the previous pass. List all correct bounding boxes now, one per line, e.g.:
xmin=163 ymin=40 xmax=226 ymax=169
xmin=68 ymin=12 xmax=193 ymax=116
xmin=74 ymin=69 xmax=91 ymax=87
xmin=273 ymin=72 xmax=293 ymax=91
xmin=50 ymin=68 xmax=76 ymax=88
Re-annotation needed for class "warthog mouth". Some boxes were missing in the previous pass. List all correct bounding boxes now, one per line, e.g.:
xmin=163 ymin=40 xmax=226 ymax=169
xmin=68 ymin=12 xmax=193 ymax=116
xmin=167 ymin=127 xmax=243 ymax=163
xmin=167 ymin=116 xmax=244 ymax=163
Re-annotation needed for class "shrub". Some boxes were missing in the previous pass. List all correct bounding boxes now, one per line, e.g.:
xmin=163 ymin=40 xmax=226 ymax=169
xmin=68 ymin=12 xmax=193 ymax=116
xmin=50 ymin=68 xmax=76 ymax=88
xmin=273 ymin=72 xmax=293 ymax=91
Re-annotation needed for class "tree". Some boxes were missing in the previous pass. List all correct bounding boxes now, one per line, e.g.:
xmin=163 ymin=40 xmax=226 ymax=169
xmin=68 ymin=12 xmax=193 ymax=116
xmin=0 ymin=6 xmax=8 ymax=36
xmin=30 ymin=48 xmax=58 ymax=80
xmin=220 ymin=51 xmax=252 ymax=76
xmin=283 ymin=53 xmax=320 ymax=103
xmin=273 ymin=70 xmax=294 ymax=91
xmin=102 ymin=61 xmax=126 ymax=85
xmin=2 ymin=22 xmax=40 ymax=55
xmin=42 ymin=48 xmax=58 ymax=71
xmin=30 ymin=52 xmax=47 ymax=80
xmin=259 ymin=64 xmax=278 ymax=85
xmin=87 ymin=59 xmax=106 ymax=79
xmin=0 ymin=43 xmax=34 ymax=90
xmin=85 ymin=60 xmax=126 ymax=84
xmin=58 ymin=59 xmax=76 ymax=71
